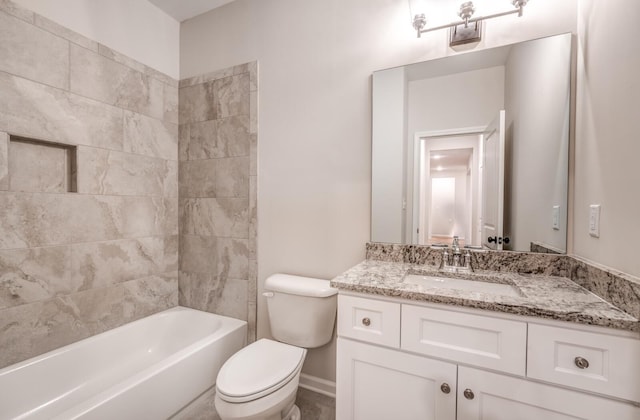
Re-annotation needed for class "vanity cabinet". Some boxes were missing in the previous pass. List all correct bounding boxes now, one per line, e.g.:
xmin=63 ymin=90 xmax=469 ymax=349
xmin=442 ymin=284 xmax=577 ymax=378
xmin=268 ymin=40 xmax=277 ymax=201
xmin=336 ymin=294 xmax=640 ymax=420
xmin=337 ymin=338 xmax=456 ymax=420
xmin=456 ymin=367 xmax=639 ymax=419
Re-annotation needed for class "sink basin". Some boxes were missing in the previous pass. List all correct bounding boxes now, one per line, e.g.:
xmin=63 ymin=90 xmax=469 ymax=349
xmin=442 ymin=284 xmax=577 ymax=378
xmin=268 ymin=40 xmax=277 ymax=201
xmin=403 ymin=274 xmax=521 ymax=297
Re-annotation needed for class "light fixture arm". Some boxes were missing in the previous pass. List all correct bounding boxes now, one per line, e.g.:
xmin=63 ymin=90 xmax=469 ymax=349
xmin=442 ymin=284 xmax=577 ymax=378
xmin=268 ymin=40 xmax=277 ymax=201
xmin=413 ymin=1 xmax=529 ymax=38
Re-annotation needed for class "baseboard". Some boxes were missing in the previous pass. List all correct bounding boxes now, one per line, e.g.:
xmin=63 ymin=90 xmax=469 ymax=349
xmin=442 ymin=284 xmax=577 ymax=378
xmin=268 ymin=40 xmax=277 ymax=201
xmin=299 ymin=373 xmax=336 ymax=399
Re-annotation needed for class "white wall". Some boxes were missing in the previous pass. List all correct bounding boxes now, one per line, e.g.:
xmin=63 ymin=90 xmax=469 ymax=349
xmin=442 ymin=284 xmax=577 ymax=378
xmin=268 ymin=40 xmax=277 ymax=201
xmin=180 ymin=0 xmax=577 ymax=381
xmin=574 ymin=0 xmax=640 ymax=277
xmin=504 ymin=34 xmax=571 ymax=252
xmin=13 ymin=0 xmax=180 ymax=79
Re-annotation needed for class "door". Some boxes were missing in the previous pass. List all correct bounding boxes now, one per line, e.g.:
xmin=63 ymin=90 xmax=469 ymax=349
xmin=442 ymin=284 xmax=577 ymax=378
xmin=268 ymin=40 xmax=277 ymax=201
xmin=457 ymin=366 xmax=640 ymax=420
xmin=336 ymin=338 xmax=456 ymax=420
xmin=481 ymin=110 xmax=505 ymax=250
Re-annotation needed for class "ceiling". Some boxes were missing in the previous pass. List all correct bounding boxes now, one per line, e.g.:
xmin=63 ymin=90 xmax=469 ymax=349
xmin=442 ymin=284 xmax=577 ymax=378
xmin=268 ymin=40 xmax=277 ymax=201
xmin=148 ymin=0 xmax=236 ymax=22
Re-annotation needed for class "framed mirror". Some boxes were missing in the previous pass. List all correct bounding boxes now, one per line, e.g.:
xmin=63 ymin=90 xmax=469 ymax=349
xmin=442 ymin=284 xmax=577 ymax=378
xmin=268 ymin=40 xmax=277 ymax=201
xmin=371 ymin=33 xmax=572 ymax=253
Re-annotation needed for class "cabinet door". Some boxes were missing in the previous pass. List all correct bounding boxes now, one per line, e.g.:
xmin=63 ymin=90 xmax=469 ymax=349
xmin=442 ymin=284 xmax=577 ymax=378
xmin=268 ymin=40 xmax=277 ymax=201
xmin=336 ymin=338 xmax=456 ymax=420
xmin=457 ymin=366 xmax=640 ymax=420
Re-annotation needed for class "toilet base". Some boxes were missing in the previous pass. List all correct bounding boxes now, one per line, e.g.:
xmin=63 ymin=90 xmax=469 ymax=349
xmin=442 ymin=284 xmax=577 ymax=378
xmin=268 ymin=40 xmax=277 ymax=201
xmin=282 ymin=404 xmax=300 ymax=420
xmin=214 ymin=374 xmax=300 ymax=420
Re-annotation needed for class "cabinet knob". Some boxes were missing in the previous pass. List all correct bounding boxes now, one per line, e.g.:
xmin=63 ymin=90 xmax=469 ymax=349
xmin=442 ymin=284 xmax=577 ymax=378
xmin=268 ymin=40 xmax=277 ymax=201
xmin=361 ymin=317 xmax=371 ymax=327
xmin=463 ymin=389 xmax=475 ymax=400
xmin=440 ymin=383 xmax=451 ymax=394
xmin=574 ymin=356 xmax=590 ymax=369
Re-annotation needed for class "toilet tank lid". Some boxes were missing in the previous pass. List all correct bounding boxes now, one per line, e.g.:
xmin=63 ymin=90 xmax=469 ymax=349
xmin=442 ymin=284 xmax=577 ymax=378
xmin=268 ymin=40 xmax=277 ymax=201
xmin=265 ymin=274 xmax=338 ymax=297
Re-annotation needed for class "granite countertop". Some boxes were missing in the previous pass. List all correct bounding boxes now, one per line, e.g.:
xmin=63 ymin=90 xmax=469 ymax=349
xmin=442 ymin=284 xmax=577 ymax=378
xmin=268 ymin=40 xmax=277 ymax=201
xmin=330 ymin=260 xmax=639 ymax=332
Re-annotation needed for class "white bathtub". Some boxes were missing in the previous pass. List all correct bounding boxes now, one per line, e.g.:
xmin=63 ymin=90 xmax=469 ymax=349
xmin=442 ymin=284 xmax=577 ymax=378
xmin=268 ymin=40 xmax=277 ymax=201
xmin=0 ymin=306 xmax=247 ymax=420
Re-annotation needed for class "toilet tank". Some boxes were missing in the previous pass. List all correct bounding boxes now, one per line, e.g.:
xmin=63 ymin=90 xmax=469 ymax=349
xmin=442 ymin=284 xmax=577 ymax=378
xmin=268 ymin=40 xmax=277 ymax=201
xmin=264 ymin=274 xmax=338 ymax=348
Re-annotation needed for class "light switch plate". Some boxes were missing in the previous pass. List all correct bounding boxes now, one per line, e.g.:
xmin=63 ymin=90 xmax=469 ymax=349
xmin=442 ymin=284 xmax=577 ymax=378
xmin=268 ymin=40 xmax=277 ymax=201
xmin=589 ymin=204 xmax=601 ymax=237
xmin=552 ymin=206 xmax=560 ymax=230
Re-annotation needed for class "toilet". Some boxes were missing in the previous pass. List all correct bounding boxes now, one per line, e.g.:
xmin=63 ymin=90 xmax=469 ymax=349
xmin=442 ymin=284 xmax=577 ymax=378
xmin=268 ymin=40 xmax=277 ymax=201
xmin=214 ymin=274 xmax=338 ymax=420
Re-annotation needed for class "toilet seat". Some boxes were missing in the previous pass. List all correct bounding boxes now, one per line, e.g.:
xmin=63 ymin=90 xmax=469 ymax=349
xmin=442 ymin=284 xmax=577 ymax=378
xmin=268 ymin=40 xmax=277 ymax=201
xmin=216 ymin=339 xmax=306 ymax=403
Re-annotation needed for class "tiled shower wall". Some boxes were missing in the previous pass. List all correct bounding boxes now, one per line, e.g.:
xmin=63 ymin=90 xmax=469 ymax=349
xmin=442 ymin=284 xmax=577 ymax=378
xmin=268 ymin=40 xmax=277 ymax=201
xmin=178 ymin=63 xmax=258 ymax=343
xmin=0 ymin=2 xmax=179 ymax=368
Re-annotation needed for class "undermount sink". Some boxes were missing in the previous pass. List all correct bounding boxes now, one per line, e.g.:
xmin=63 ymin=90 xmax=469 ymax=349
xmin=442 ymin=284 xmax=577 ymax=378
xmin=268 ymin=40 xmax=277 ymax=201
xmin=403 ymin=273 xmax=521 ymax=297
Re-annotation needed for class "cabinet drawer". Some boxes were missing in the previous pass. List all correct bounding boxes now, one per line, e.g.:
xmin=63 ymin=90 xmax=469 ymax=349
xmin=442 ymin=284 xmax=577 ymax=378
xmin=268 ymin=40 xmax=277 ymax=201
xmin=401 ymin=304 xmax=527 ymax=375
xmin=527 ymin=324 xmax=640 ymax=402
xmin=338 ymin=295 xmax=400 ymax=348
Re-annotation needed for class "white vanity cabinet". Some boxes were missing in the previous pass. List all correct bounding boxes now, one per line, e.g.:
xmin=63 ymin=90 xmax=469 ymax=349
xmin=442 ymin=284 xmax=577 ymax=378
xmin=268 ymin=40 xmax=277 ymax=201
xmin=336 ymin=294 xmax=640 ymax=420
xmin=337 ymin=338 xmax=456 ymax=420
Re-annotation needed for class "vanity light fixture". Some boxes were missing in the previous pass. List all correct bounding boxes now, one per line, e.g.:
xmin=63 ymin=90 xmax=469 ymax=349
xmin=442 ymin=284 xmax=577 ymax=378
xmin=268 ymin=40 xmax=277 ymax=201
xmin=412 ymin=0 xmax=530 ymax=46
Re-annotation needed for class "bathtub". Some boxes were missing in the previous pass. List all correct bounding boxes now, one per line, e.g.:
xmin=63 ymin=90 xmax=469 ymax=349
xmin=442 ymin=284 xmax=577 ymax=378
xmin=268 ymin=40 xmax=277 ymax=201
xmin=0 ymin=306 xmax=247 ymax=420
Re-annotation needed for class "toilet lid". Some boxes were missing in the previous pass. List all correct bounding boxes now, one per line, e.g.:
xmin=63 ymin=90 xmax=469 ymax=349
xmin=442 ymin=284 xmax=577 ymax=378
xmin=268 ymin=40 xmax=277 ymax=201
xmin=216 ymin=339 xmax=306 ymax=403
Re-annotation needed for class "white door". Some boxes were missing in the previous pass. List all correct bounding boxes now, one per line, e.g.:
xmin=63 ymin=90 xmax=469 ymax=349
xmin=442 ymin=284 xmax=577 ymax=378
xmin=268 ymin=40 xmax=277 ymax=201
xmin=481 ymin=110 xmax=505 ymax=250
xmin=336 ymin=338 xmax=456 ymax=420
xmin=457 ymin=366 xmax=640 ymax=420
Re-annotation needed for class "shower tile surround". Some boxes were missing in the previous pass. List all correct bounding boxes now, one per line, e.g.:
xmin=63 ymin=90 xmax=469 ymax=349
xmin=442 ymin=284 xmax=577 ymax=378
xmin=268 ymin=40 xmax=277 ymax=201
xmin=0 ymin=0 xmax=258 ymax=369
xmin=355 ymin=243 xmax=640 ymax=326
xmin=178 ymin=62 xmax=258 ymax=342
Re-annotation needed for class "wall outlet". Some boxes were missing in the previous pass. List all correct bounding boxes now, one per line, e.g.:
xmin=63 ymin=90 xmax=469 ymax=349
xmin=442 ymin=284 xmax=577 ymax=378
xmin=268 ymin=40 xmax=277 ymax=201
xmin=589 ymin=204 xmax=601 ymax=238
xmin=552 ymin=205 xmax=560 ymax=230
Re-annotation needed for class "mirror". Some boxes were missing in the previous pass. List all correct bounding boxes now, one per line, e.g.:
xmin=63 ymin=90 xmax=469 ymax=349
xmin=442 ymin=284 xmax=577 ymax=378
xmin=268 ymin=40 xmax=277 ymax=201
xmin=371 ymin=33 xmax=572 ymax=253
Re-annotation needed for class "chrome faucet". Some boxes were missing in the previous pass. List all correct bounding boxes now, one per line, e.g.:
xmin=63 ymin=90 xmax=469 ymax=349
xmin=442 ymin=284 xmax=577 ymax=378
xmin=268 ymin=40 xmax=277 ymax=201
xmin=452 ymin=236 xmax=460 ymax=254
xmin=440 ymin=236 xmax=473 ymax=273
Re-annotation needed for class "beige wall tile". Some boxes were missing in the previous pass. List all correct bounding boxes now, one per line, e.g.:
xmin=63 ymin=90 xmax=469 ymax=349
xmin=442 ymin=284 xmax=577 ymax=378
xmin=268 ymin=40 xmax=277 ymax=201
xmin=179 ymin=159 xmax=217 ymax=198
xmin=216 ymin=115 xmax=250 ymax=157
xmin=250 ymin=90 xmax=257 ymax=134
xmin=0 ymin=132 xmax=7 ymax=190
xmin=179 ymin=235 xmax=248 ymax=279
xmin=70 ymin=237 xmax=166 ymax=290
xmin=70 ymin=44 xmax=164 ymax=120
xmin=0 ymin=11 xmax=69 ymax=90
xmin=178 ymin=271 xmax=247 ymax=320
xmin=97 ymin=43 xmax=178 ymax=88
xmin=179 ymin=82 xmax=216 ymax=124
xmin=178 ymin=124 xmax=190 ymax=162
xmin=214 ymin=74 xmax=250 ymax=118
xmin=0 ymin=193 xmax=172 ymax=249
xmin=178 ymin=270 xmax=209 ymax=309
xmin=0 ymin=285 xmax=125 ymax=369
xmin=185 ymin=116 xmax=250 ymax=161
xmin=9 ymin=139 xmax=71 ymax=193
xmin=0 ymin=0 xmax=33 ymax=23
xmin=33 ymin=14 xmax=98 ymax=51
xmin=122 ymin=272 xmax=178 ymax=321
xmin=0 ymin=6 xmax=182 ymax=369
xmin=0 ymin=245 xmax=72 ymax=310
xmin=164 ymin=83 xmax=179 ymax=125
xmin=0 ymin=72 xmax=123 ymax=151
xmin=163 ymin=235 xmax=179 ymax=272
xmin=249 ymin=175 xmax=257 ymax=260
xmin=124 ymin=110 xmax=178 ymax=161
xmin=181 ymin=198 xmax=249 ymax=239
xmin=216 ymin=156 xmax=249 ymax=198
xmin=76 ymin=147 xmax=177 ymax=197
xmin=186 ymin=120 xmax=218 ymax=159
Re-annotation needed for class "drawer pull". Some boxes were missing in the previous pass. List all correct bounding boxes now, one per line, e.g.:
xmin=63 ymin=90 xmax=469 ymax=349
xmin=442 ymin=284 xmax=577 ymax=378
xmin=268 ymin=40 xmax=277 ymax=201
xmin=361 ymin=317 xmax=371 ymax=327
xmin=574 ymin=356 xmax=590 ymax=369
xmin=440 ymin=383 xmax=451 ymax=394
xmin=463 ymin=389 xmax=475 ymax=400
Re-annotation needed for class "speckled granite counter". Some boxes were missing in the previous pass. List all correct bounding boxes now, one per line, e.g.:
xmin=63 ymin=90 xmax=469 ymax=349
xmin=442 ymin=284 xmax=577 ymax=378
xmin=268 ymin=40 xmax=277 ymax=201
xmin=331 ymin=259 xmax=639 ymax=332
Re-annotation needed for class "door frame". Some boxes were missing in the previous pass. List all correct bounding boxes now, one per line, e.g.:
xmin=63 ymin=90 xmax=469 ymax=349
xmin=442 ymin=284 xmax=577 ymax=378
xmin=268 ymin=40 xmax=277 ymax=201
xmin=412 ymin=126 xmax=485 ymax=245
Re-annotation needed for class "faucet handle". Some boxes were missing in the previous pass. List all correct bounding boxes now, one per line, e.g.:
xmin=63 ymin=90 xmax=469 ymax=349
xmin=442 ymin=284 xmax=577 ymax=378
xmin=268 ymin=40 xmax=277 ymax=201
xmin=463 ymin=250 xmax=472 ymax=269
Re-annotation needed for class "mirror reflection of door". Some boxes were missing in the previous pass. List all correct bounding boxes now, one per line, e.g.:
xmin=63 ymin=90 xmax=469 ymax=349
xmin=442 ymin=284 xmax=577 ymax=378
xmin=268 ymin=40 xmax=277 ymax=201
xmin=414 ymin=135 xmax=482 ymax=247
xmin=481 ymin=110 xmax=506 ymax=250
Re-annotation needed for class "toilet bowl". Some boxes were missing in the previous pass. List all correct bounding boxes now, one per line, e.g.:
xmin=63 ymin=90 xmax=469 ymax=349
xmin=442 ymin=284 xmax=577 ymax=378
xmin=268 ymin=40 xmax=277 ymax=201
xmin=215 ymin=339 xmax=306 ymax=420
xmin=214 ymin=274 xmax=337 ymax=420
